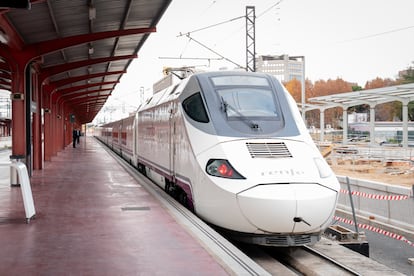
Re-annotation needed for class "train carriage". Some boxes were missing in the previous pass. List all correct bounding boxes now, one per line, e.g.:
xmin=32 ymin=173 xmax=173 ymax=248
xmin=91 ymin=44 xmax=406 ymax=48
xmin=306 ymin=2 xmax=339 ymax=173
xmin=96 ymin=70 xmax=340 ymax=246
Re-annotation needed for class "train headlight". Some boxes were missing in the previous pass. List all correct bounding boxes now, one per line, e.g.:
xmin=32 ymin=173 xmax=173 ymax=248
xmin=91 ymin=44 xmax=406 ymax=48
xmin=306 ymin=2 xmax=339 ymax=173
xmin=313 ymin=157 xmax=332 ymax=178
xmin=206 ymin=159 xmax=245 ymax=179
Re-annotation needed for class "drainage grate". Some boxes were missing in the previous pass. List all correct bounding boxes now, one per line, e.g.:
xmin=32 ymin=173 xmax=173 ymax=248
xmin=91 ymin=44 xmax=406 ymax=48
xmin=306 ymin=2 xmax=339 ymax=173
xmin=121 ymin=206 xmax=150 ymax=211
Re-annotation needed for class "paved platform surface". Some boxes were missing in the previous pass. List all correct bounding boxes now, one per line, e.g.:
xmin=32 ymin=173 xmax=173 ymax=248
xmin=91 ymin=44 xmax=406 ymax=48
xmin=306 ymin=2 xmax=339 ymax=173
xmin=0 ymin=137 xmax=228 ymax=275
xmin=0 ymin=136 xmax=11 ymax=151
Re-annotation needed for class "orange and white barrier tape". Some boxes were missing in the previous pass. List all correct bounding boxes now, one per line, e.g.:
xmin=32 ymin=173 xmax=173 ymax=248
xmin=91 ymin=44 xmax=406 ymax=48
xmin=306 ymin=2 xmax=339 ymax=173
xmin=340 ymin=189 xmax=409 ymax=200
xmin=334 ymin=216 xmax=414 ymax=247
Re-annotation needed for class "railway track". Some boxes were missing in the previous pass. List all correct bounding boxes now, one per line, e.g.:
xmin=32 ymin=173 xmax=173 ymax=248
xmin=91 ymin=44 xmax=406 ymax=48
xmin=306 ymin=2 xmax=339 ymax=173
xmin=235 ymin=242 xmax=362 ymax=275
xmin=273 ymin=245 xmax=360 ymax=275
xmin=302 ymin=245 xmax=361 ymax=275
xmin=238 ymin=238 xmax=404 ymax=275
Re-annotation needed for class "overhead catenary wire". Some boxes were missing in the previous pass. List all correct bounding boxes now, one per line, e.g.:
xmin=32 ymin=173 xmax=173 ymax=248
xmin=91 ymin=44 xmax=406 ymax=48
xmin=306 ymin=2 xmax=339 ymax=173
xmin=208 ymin=1 xmax=284 ymax=50
xmin=196 ymin=0 xmax=220 ymax=23
xmin=179 ymin=36 xmax=192 ymax=58
xmin=256 ymin=0 xmax=283 ymax=19
xmin=178 ymin=1 xmax=283 ymax=39
xmin=338 ymin=25 xmax=414 ymax=43
xmin=177 ymin=15 xmax=245 ymax=37
xmin=185 ymin=34 xmax=245 ymax=69
xmin=175 ymin=1 xmax=284 ymax=68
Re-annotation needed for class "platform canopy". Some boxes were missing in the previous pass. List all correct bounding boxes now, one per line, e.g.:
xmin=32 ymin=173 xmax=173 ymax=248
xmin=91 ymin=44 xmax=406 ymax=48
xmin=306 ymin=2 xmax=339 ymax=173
xmin=0 ymin=0 xmax=172 ymax=123
xmin=308 ymin=83 xmax=414 ymax=108
xmin=307 ymin=83 xmax=414 ymax=147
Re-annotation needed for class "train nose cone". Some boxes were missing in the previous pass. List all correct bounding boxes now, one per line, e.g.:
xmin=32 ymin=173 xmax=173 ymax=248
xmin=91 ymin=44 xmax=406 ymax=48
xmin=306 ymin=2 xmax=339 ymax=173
xmin=236 ymin=184 xmax=338 ymax=233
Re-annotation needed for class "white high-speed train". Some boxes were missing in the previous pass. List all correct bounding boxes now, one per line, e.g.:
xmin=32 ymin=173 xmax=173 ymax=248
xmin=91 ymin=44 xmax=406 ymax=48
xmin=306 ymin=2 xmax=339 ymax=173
xmin=96 ymin=70 xmax=340 ymax=246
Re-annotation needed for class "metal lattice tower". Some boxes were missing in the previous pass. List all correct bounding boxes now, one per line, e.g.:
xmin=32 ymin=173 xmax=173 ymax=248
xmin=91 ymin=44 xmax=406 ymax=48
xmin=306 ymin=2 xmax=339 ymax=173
xmin=245 ymin=6 xmax=256 ymax=72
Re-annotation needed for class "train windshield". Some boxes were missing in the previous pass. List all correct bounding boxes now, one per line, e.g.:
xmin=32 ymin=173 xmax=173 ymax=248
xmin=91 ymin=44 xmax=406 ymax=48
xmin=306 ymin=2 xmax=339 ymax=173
xmin=211 ymin=75 xmax=279 ymax=119
xmin=219 ymin=88 xmax=278 ymax=118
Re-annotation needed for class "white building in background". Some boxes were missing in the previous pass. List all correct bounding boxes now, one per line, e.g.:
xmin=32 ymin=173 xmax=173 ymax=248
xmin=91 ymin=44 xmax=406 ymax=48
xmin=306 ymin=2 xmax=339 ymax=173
xmin=256 ymin=55 xmax=304 ymax=82
xmin=348 ymin=112 xmax=368 ymax=124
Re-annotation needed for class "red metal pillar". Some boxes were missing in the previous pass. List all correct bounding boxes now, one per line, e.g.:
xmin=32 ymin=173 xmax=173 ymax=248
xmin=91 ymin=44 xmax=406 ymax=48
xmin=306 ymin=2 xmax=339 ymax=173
xmin=64 ymin=106 xmax=72 ymax=147
xmin=42 ymin=85 xmax=53 ymax=161
xmin=43 ymin=110 xmax=52 ymax=161
xmin=50 ymin=103 xmax=56 ymax=155
xmin=32 ymin=71 xmax=42 ymax=170
xmin=53 ymin=103 xmax=61 ymax=152
xmin=58 ymin=104 xmax=65 ymax=150
xmin=10 ymin=63 xmax=27 ymax=159
xmin=1 ymin=46 xmax=34 ymax=172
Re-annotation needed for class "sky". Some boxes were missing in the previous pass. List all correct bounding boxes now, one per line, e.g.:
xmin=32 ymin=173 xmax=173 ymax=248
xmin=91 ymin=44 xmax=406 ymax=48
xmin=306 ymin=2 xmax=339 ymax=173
xmin=96 ymin=0 xmax=414 ymax=122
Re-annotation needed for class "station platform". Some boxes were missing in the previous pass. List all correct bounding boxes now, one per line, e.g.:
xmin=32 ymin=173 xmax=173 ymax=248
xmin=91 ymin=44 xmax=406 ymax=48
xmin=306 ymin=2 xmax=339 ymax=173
xmin=0 ymin=136 xmax=11 ymax=150
xmin=0 ymin=136 xmax=229 ymax=275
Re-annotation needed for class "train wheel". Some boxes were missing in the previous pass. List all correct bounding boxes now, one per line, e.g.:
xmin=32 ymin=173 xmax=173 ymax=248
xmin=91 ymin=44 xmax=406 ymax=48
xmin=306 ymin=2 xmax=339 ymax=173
xmin=179 ymin=192 xmax=187 ymax=206
xmin=137 ymin=163 xmax=146 ymax=176
xmin=165 ymin=180 xmax=170 ymax=193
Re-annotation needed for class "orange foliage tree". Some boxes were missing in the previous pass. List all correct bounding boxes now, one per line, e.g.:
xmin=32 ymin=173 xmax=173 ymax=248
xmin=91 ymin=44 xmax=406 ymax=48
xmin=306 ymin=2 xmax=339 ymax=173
xmin=284 ymin=79 xmax=301 ymax=102
xmin=283 ymin=72 xmax=412 ymax=127
xmin=283 ymin=78 xmax=313 ymax=103
xmin=306 ymin=78 xmax=353 ymax=128
xmin=364 ymin=77 xmax=399 ymax=121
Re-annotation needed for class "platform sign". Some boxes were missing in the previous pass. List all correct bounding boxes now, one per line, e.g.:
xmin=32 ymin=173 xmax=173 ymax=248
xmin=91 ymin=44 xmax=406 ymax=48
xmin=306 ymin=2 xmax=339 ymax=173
xmin=70 ymin=114 xmax=75 ymax=123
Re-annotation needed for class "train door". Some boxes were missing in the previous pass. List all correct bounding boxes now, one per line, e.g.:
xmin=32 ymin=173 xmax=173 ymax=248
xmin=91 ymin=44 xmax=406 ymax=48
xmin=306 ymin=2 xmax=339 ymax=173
xmin=133 ymin=113 xmax=138 ymax=167
xmin=169 ymin=103 xmax=177 ymax=182
xmin=118 ymin=122 xmax=123 ymax=155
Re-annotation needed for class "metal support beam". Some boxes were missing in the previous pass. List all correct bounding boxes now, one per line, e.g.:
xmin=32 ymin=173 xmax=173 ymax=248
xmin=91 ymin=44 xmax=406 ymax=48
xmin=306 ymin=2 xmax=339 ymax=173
xmin=245 ymin=6 xmax=255 ymax=72
xmin=320 ymin=108 xmax=325 ymax=142
xmin=369 ymin=105 xmax=376 ymax=145
xmin=342 ymin=108 xmax=348 ymax=144
xmin=402 ymin=102 xmax=408 ymax=147
xmin=301 ymin=57 xmax=305 ymax=121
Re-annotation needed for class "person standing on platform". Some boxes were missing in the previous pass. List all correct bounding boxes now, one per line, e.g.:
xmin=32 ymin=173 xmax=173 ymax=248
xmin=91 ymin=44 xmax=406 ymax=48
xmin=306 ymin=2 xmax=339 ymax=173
xmin=76 ymin=129 xmax=81 ymax=144
xmin=72 ymin=129 xmax=78 ymax=148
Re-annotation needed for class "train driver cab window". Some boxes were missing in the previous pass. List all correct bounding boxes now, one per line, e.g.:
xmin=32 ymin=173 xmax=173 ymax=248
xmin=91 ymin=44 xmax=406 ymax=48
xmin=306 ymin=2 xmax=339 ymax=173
xmin=211 ymin=75 xmax=280 ymax=120
xmin=182 ymin=92 xmax=209 ymax=123
xmin=218 ymin=88 xmax=279 ymax=119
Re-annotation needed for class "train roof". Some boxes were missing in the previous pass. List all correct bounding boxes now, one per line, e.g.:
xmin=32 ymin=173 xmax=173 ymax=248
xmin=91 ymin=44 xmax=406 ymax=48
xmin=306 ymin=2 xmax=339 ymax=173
xmin=140 ymin=70 xmax=276 ymax=111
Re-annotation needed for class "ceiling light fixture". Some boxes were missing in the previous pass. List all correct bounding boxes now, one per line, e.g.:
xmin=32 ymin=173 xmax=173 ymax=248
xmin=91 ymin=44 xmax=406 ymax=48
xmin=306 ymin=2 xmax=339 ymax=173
xmin=88 ymin=44 xmax=94 ymax=55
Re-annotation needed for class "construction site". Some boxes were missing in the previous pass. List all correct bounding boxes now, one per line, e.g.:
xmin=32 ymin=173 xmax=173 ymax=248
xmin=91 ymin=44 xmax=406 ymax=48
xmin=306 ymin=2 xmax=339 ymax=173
xmin=319 ymin=141 xmax=414 ymax=187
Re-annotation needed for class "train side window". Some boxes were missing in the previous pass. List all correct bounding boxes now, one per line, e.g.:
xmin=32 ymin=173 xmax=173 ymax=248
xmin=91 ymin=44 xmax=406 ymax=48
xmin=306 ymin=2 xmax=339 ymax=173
xmin=182 ymin=92 xmax=209 ymax=123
